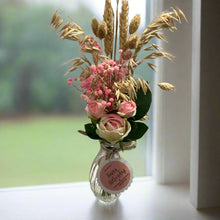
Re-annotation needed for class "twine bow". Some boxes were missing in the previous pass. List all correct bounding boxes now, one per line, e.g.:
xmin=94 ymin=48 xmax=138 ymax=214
xmin=100 ymin=141 xmax=136 ymax=159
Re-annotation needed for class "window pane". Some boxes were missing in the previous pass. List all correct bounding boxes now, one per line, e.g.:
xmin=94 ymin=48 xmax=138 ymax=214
xmin=0 ymin=0 xmax=152 ymax=188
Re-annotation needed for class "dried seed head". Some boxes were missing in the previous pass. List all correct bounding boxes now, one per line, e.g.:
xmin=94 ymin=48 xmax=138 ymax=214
xmin=147 ymin=62 xmax=156 ymax=71
xmin=119 ymin=0 xmax=129 ymax=50
xmin=177 ymin=8 xmax=188 ymax=23
xmin=136 ymin=78 xmax=150 ymax=95
xmin=129 ymin=15 xmax=141 ymax=34
xmin=158 ymin=82 xmax=175 ymax=91
xmin=103 ymin=0 xmax=114 ymax=56
xmin=50 ymin=11 xmax=57 ymax=25
xmin=113 ymin=77 xmax=137 ymax=101
xmin=97 ymin=21 xmax=108 ymax=39
xmin=126 ymin=34 xmax=140 ymax=49
xmin=91 ymin=18 xmax=99 ymax=37
xmin=133 ymin=7 xmax=187 ymax=60
xmin=140 ymin=116 xmax=148 ymax=121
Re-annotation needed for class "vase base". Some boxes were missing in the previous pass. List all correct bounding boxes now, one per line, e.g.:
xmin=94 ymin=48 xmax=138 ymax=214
xmin=97 ymin=197 xmax=118 ymax=205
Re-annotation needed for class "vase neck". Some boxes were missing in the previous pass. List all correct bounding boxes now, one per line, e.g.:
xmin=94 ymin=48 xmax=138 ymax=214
xmin=100 ymin=141 xmax=137 ymax=151
xmin=99 ymin=142 xmax=121 ymax=159
xmin=100 ymin=141 xmax=120 ymax=150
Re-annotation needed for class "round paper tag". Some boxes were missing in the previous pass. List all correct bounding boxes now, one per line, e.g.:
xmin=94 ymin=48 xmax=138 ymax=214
xmin=97 ymin=158 xmax=133 ymax=194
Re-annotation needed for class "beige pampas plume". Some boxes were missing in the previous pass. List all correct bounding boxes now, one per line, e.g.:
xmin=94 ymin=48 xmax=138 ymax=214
xmin=158 ymin=82 xmax=175 ymax=91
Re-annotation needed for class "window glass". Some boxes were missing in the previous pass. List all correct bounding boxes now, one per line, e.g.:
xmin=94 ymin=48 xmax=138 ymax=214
xmin=0 ymin=0 xmax=152 ymax=187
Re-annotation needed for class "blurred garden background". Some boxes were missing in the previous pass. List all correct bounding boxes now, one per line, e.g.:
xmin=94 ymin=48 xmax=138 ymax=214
xmin=0 ymin=0 xmax=153 ymax=188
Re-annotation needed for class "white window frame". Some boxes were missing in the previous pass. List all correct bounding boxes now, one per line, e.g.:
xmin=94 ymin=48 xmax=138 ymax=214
xmin=190 ymin=0 xmax=220 ymax=209
xmin=151 ymin=0 xmax=220 ymax=209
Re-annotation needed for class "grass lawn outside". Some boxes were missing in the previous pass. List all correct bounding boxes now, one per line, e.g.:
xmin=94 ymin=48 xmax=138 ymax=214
xmin=0 ymin=115 xmax=147 ymax=188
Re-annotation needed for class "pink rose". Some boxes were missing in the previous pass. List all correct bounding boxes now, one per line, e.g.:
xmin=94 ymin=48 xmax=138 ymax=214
xmin=118 ymin=101 xmax=136 ymax=117
xmin=96 ymin=114 xmax=131 ymax=143
xmin=85 ymin=101 xmax=105 ymax=119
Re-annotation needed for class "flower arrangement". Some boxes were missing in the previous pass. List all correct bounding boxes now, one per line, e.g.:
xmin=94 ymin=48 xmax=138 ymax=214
xmin=50 ymin=0 xmax=187 ymax=202
xmin=50 ymin=0 xmax=186 ymax=147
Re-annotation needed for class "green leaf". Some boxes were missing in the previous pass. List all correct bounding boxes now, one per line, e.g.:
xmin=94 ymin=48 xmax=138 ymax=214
xmin=134 ymin=87 xmax=152 ymax=120
xmin=84 ymin=123 xmax=101 ymax=140
xmin=123 ymin=121 xmax=148 ymax=141
xmin=119 ymin=141 xmax=125 ymax=151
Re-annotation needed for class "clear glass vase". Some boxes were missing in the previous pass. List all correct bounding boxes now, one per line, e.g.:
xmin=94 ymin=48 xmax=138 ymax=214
xmin=89 ymin=141 xmax=136 ymax=203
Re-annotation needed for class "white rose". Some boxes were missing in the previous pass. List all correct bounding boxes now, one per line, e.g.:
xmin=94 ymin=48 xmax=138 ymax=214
xmin=96 ymin=114 xmax=131 ymax=143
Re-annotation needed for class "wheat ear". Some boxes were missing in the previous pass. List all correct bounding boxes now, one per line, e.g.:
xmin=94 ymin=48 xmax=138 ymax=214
xmin=119 ymin=0 xmax=129 ymax=51
xmin=103 ymin=0 xmax=114 ymax=57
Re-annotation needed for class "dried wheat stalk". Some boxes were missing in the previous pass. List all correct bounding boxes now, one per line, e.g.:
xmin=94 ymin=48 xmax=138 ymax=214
xmin=103 ymin=0 xmax=114 ymax=57
xmin=129 ymin=15 xmax=141 ymax=34
xmin=119 ymin=0 xmax=129 ymax=51
xmin=114 ymin=0 xmax=120 ymax=60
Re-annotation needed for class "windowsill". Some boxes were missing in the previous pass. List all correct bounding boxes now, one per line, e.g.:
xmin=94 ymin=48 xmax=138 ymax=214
xmin=0 ymin=177 xmax=220 ymax=220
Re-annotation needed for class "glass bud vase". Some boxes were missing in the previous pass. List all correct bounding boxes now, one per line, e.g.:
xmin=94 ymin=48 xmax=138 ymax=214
xmin=89 ymin=141 xmax=136 ymax=203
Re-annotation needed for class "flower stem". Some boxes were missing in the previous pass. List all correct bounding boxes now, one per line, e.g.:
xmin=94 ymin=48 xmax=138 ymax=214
xmin=114 ymin=0 xmax=119 ymax=61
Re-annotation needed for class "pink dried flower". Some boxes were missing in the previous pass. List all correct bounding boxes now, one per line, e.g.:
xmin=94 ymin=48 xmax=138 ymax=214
xmin=105 ymin=89 xmax=112 ymax=95
xmin=98 ymin=90 xmax=103 ymax=95
xmin=90 ymin=65 xmax=96 ymax=73
xmin=86 ymin=90 xmax=92 ymax=95
xmin=114 ymin=66 xmax=119 ymax=73
xmin=86 ymin=101 xmax=105 ymax=119
xmin=87 ymin=99 xmax=92 ymax=104
xmin=101 ymin=101 xmax=107 ymax=106
xmin=80 ymin=94 xmax=86 ymax=99
xmin=118 ymin=101 xmax=137 ymax=118
xmin=109 ymin=60 xmax=115 ymax=66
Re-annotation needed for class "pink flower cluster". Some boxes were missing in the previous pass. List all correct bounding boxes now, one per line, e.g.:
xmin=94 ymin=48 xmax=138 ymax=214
xmin=68 ymin=54 xmax=131 ymax=111
xmin=67 ymin=49 xmax=137 ymax=143
xmin=86 ymin=100 xmax=136 ymax=120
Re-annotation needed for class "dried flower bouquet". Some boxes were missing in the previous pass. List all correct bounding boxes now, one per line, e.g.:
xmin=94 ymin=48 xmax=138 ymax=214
xmin=50 ymin=0 xmax=187 ymax=202
xmin=50 ymin=0 xmax=186 ymax=147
